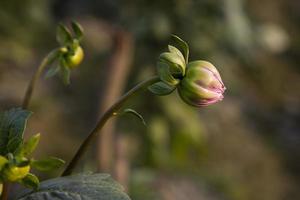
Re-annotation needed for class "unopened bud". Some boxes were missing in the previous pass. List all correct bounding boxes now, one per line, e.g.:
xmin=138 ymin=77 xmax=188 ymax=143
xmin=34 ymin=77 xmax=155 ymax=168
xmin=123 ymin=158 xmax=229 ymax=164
xmin=178 ymin=60 xmax=225 ymax=107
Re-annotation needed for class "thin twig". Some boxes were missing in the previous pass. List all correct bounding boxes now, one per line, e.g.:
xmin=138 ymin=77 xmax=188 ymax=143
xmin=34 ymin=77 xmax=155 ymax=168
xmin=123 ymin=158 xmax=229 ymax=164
xmin=62 ymin=76 xmax=160 ymax=176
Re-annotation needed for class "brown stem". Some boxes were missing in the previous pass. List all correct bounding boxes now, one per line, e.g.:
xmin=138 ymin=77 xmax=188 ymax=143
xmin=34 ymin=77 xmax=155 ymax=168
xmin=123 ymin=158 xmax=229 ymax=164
xmin=1 ymin=183 xmax=9 ymax=200
xmin=22 ymin=50 xmax=57 ymax=109
xmin=62 ymin=76 xmax=160 ymax=176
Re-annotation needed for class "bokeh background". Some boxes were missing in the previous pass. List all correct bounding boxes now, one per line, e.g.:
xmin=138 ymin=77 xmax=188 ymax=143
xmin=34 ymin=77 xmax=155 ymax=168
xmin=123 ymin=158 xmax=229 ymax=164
xmin=1 ymin=0 xmax=299 ymax=199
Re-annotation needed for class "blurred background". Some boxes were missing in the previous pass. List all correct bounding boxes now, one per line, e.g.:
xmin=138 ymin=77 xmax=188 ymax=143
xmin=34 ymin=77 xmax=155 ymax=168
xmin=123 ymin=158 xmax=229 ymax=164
xmin=1 ymin=0 xmax=299 ymax=199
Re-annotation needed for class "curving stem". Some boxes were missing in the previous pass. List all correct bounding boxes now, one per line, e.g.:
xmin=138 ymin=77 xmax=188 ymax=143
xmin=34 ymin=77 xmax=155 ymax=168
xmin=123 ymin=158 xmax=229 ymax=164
xmin=62 ymin=76 xmax=160 ymax=176
xmin=22 ymin=49 xmax=58 ymax=109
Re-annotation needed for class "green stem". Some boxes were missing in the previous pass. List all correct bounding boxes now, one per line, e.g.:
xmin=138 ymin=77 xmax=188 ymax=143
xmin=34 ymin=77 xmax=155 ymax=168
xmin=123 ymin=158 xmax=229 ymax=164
xmin=22 ymin=50 xmax=57 ymax=109
xmin=62 ymin=76 xmax=160 ymax=176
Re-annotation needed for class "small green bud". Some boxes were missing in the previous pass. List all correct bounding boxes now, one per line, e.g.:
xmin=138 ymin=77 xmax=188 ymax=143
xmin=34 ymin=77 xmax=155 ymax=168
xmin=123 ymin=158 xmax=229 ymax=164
xmin=65 ymin=45 xmax=84 ymax=69
xmin=3 ymin=165 xmax=30 ymax=182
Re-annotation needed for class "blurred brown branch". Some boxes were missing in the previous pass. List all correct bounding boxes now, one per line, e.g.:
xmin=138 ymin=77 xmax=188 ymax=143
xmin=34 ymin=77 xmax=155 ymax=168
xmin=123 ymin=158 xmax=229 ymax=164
xmin=96 ymin=23 xmax=134 ymax=189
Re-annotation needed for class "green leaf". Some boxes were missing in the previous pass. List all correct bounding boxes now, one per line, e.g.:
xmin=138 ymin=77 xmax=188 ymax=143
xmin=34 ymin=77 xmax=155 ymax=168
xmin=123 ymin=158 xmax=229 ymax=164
xmin=71 ymin=21 xmax=84 ymax=41
xmin=19 ymin=173 xmax=39 ymax=190
xmin=16 ymin=133 xmax=40 ymax=157
xmin=148 ymin=81 xmax=176 ymax=96
xmin=157 ymin=61 xmax=180 ymax=86
xmin=31 ymin=157 xmax=65 ymax=171
xmin=16 ymin=173 xmax=131 ymax=200
xmin=59 ymin=59 xmax=71 ymax=85
xmin=171 ymin=35 xmax=189 ymax=63
xmin=0 ymin=108 xmax=32 ymax=155
xmin=56 ymin=24 xmax=72 ymax=46
xmin=0 ymin=155 xmax=8 ymax=171
xmin=121 ymin=109 xmax=146 ymax=126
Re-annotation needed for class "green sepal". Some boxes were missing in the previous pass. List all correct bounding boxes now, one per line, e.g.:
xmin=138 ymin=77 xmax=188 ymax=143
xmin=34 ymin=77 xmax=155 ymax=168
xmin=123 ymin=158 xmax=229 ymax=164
xmin=45 ymin=65 xmax=60 ymax=79
xmin=71 ymin=21 xmax=84 ymax=41
xmin=56 ymin=24 xmax=72 ymax=46
xmin=157 ymin=61 xmax=180 ymax=86
xmin=31 ymin=157 xmax=65 ymax=171
xmin=46 ymin=49 xmax=61 ymax=66
xmin=171 ymin=35 xmax=189 ymax=64
xmin=15 ymin=157 xmax=30 ymax=167
xmin=159 ymin=52 xmax=185 ymax=75
xmin=120 ymin=109 xmax=146 ymax=126
xmin=168 ymin=45 xmax=185 ymax=65
xmin=59 ymin=59 xmax=71 ymax=85
xmin=15 ymin=133 xmax=40 ymax=157
xmin=19 ymin=173 xmax=39 ymax=190
xmin=148 ymin=81 xmax=176 ymax=96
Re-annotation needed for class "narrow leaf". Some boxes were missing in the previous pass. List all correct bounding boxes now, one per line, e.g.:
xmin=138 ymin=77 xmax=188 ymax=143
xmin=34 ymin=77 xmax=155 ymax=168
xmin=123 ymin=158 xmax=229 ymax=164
xmin=148 ymin=81 xmax=176 ymax=96
xmin=121 ymin=109 xmax=146 ymax=126
xmin=171 ymin=35 xmax=189 ymax=63
xmin=20 ymin=173 xmax=39 ymax=190
xmin=59 ymin=59 xmax=71 ymax=85
xmin=31 ymin=157 xmax=65 ymax=171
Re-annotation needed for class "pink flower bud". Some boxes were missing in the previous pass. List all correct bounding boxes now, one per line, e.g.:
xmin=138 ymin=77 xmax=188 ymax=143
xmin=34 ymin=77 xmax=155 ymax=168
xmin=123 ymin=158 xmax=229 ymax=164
xmin=178 ymin=60 xmax=225 ymax=107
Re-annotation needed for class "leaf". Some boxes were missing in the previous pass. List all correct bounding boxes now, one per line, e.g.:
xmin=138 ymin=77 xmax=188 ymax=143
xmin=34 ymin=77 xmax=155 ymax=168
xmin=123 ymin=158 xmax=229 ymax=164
xmin=56 ymin=24 xmax=72 ymax=46
xmin=20 ymin=173 xmax=39 ymax=190
xmin=0 ymin=108 xmax=32 ymax=155
xmin=121 ymin=109 xmax=146 ymax=126
xmin=71 ymin=21 xmax=84 ymax=41
xmin=157 ymin=61 xmax=180 ymax=86
xmin=31 ymin=157 xmax=65 ymax=171
xmin=16 ymin=173 xmax=131 ymax=200
xmin=0 ymin=155 xmax=8 ymax=171
xmin=16 ymin=133 xmax=40 ymax=157
xmin=148 ymin=81 xmax=176 ymax=96
xmin=171 ymin=35 xmax=189 ymax=63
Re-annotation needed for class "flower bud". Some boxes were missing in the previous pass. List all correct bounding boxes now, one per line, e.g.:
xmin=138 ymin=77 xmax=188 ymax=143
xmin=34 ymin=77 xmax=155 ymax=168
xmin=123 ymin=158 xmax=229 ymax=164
xmin=2 ymin=165 xmax=30 ymax=182
xmin=178 ymin=60 xmax=225 ymax=107
xmin=65 ymin=45 xmax=84 ymax=69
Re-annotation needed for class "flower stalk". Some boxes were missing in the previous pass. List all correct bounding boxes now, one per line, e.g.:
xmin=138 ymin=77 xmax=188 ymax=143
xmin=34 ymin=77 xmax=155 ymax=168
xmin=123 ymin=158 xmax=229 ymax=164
xmin=62 ymin=76 xmax=160 ymax=176
xmin=22 ymin=51 xmax=57 ymax=109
